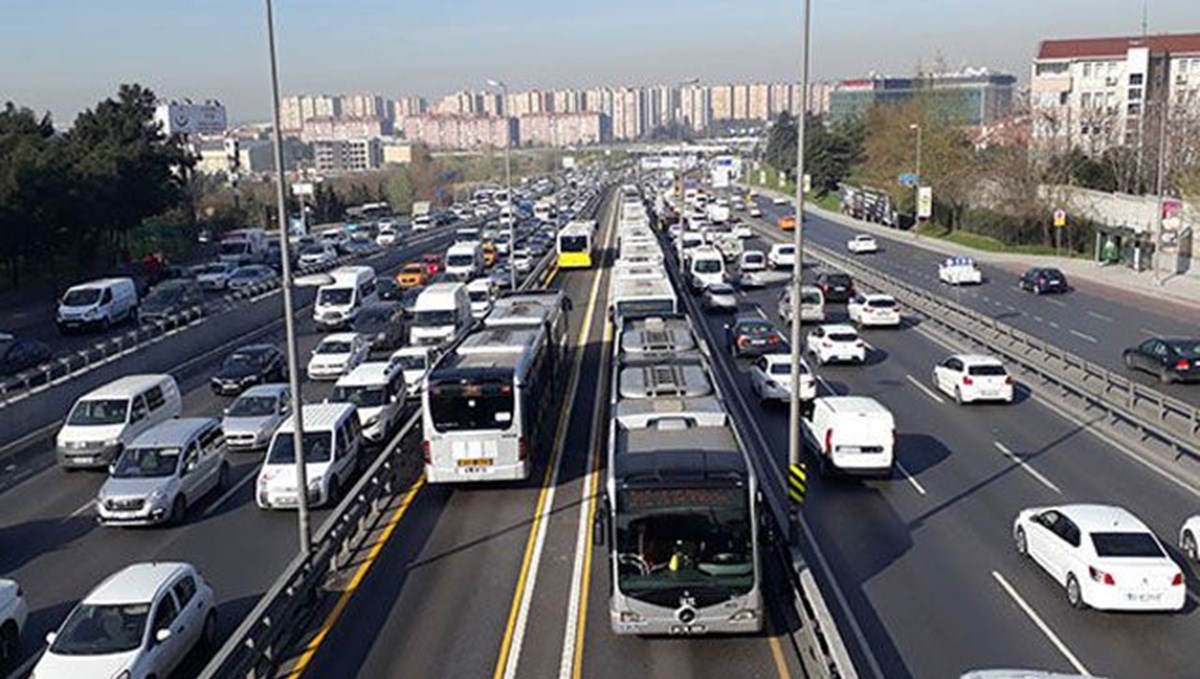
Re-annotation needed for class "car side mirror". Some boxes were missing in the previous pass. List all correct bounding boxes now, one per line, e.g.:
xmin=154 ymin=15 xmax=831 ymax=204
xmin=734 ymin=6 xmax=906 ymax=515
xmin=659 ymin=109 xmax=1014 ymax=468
xmin=45 ymin=631 xmax=57 ymax=645
xmin=155 ymin=628 xmax=172 ymax=644
xmin=108 ymin=463 xmax=117 ymax=474
xmin=223 ymin=407 xmax=231 ymax=416
xmin=185 ymin=460 xmax=197 ymax=474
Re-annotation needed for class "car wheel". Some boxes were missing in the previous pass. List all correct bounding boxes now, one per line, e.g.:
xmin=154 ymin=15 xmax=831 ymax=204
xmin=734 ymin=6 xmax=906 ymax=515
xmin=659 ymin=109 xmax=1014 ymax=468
xmin=327 ymin=478 xmax=341 ymax=507
xmin=1015 ymin=527 xmax=1028 ymax=557
xmin=1159 ymin=368 xmax=1175 ymax=384
xmin=0 ymin=621 xmax=19 ymax=664
xmin=1184 ymin=531 xmax=1197 ymax=562
xmin=170 ymin=496 xmax=187 ymax=525
xmin=1066 ymin=573 xmax=1085 ymax=609
xmin=1123 ymin=354 xmax=1135 ymax=370
xmin=954 ymin=387 xmax=964 ymax=405
xmin=202 ymin=610 xmax=218 ymax=650
xmin=100 ymin=316 xmax=111 ymax=332
xmin=217 ymin=462 xmax=230 ymax=491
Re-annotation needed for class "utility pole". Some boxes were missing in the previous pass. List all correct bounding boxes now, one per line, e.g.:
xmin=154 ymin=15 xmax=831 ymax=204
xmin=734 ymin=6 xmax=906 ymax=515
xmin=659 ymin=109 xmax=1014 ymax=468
xmin=263 ymin=0 xmax=311 ymax=554
xmin=1153 ymin=94 xmax=1169 ymax=286
xmin=487 ymin=79 xmax=516 ymax=291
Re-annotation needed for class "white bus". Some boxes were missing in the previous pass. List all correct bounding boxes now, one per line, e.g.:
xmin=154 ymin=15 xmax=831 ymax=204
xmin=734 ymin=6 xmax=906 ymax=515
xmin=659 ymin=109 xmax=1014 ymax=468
xmin=609 ymin=276 xmax=678 ymax=323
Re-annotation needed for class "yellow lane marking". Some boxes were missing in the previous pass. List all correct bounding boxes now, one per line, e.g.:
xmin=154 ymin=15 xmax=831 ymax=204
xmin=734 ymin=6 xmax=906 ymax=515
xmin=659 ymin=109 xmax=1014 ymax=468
xmin=289 ymin=477 xmax=426 ymax=678
xmin=767 ymin=616 xmax=794 ymax=679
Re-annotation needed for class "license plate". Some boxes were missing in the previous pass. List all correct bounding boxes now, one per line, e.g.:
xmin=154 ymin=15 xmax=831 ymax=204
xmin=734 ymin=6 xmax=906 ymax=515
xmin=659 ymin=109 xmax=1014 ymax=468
xmin=74 ymin=456 xmax=95 ymax=464
xmin=1128 ymin=592 xmax=1161 ymax=602
xmin=275 ymin=496 xmax=298 ymax=506
xmin=457 ymin=458 xmax=494 ymax=468
xmin=669 ymin=624 xmax=707 ymax=635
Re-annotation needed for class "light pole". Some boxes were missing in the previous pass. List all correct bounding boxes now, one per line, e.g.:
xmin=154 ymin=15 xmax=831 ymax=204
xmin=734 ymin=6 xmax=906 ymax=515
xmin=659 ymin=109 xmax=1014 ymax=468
xmin=786 ymin=0 xmax=812 ymax=542
xmin=1152 ymin=89 xmax=1170 ymax=286
xmin=909 ymin=123 xmax=923 ymax=229
xmin=263 ymin=0 xmax=311 ymax=554
xmin=674 ymin=78 xmax=700 ymax=253
xmin=487 ymin=78 xmax=516 ymax=291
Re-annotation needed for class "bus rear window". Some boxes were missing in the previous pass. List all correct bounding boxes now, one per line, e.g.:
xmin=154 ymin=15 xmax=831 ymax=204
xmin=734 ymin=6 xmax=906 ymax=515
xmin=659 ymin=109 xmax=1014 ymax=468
xmin=428 ymin=379 xmax=514 ymax=432
xmin=560 ymin=235 xmax=589 ymax=252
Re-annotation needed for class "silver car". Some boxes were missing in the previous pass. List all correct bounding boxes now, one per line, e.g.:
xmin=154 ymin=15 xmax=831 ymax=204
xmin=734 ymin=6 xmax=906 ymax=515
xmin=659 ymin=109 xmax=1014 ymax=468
xmin=222 ymin=384 xmax=291 ymax=450
xmin=96 ymin=418 xmax=229 ymax=527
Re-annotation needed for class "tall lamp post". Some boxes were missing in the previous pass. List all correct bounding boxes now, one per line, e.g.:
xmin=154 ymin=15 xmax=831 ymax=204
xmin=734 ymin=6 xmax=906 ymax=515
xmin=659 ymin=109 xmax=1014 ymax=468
xmin=786 ymin=0 xmax=812 ymax=543
xmin=674 ymin=78 xmax=700 ymax=253
xmin=910 ymin=123 xmax=923 ymax=228
xmin=263 ymin=0 xmax=311 ymax=554
xmin=487 ymin=79 xmax=516 ymax=292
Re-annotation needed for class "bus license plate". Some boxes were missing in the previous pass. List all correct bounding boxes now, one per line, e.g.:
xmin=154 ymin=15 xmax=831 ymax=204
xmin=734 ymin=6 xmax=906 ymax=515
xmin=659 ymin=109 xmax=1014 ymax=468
xmin=457 ymin=458 xmax=494 ymax=468
xmin=669 ymin=624 xmax=707 ymax=635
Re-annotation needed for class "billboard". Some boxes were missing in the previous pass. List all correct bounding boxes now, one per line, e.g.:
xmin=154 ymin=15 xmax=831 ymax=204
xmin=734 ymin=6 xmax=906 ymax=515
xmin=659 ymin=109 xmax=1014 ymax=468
xmin=154 ymin=102 xmax=228 ymax=136
xmin=917 ymin=186 xmax=933 ymax=219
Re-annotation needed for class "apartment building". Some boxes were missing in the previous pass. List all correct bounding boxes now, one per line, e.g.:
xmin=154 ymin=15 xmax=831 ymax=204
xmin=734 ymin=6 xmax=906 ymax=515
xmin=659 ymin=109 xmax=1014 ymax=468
xmin=312 ymin=138 xmax=383 ymax=173
xmin=518 ymin=112 xmax=611 ymax=147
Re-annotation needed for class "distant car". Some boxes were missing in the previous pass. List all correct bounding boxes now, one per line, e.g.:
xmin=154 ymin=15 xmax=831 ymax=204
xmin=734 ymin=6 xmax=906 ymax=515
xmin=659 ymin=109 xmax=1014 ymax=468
xmin=0 ymin=333 xmax=51 ymax=377
xmin=34 ymin=562 xmax=217 ymax=679
xmin=397 ymin=263 xmax=430 ymax=289
xmin=1122 ymin=337 xmax=1200 ymax=383
xmin=772 ymin=196 xmax=788 ymax=205
xmin=805 ymin=324 xmax=866 ymax=365
xmin=740 ymin=250 xmax=767 ymax=273
xmin=210 ymin=344 xmax=285 ymax=396
xmin=726 ymin=315 xmax=788 ymax=358
xmin=0 ymin=578 xmax=28 ymax=668
xmin=749 ymin=353 xmax=815 ymax=403
xmin=815 ymin=272 xmax=855 ymax=303
xmin=846 ymin=234 xmax=878 ymax=254
xmin=376 ymin=277 xmax=402 ymax=301
xmin=299 ymin=243 xmax=338 ymax=267
xmin=1181 ymin=515 xmax=1200 ymax=563
xmin=376 ymin=227 xmax=398 ymax=247
xmin=1020 ymin=267 xmax=1069 ymax=295
xmin=1013 ymin=504 xmax=1184 ymax=611
xmin=343 ymin=238 xmax=377 ymax=256
xmin=939 ymin=256 xmax=983 ymax=285
xmin=307 ymin=333 xmax=370 ymax=380
xmin=421 ymin=253 xmax=443 ymax=276
xmin=226 ymin=265 xmax=278 ymax=290
xmin=221 ymin=384 xmax=290 ymax=451
xmin=778 ymin=286 xmax=826 ymax=325
xmin=847 ymin=293 xmax=901 ymax=328
xmin=139 ymin=279 xmax=205 ymax=323
xmin=195 ymin=262 xmax=238 ymax=290
xmin=748 ymin=205 xmax=763 ymax=218
xmin=932 ymin=354 xmax=1014 ymax=404
xmin=767 ymin=243 xmax=796 ymax=270
xmin=702 ymin=283 xmax=739 ymax=312
xmin=958 ymin=671 xmax=1105 ymax=679
xmin=352 ymin=302 xmax=406 ymax=352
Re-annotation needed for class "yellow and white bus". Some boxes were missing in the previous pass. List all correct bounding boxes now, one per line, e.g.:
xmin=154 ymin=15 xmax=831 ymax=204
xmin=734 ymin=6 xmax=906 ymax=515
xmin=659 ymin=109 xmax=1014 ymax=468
xmin=556 ymin=220 xmax=596 ymax=269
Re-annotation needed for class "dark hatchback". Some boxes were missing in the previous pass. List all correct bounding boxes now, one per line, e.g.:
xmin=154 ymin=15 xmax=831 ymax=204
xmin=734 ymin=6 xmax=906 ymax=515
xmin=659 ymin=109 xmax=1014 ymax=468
xmin=0 ymin=333 xmax=51 ymax=377
xmin=353 ymin=302 xmax=406 ymax=352
xmin=211 ymin=344 xmax=285 ymax=395
xmin=1020 ymin=267 xmax=1069 ymax=295
xmin=815 ymin=272 xmax=855 ymax=303
xmin=726 ymin=316 xmax=788 ymax=358
xmin=1123 ymin=337 xmax=1200 ymax=384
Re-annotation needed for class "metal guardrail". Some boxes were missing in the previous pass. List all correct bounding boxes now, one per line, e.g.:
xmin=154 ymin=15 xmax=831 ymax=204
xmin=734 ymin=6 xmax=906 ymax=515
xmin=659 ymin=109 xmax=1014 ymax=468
xmin=194 ymin=189 xmax=607 ymax=679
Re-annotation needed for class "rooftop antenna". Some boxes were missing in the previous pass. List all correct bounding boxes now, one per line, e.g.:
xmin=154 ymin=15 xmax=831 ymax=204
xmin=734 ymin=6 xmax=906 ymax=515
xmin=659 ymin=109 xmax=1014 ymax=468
xmin=1141 ymin=0 xmax=1148 ymax=36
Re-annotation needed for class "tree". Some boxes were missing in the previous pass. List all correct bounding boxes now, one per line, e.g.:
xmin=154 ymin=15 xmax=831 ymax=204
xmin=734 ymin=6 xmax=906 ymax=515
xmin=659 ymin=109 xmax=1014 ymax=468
xmin=764 ymin=112 xmax=862 ymax=193
xmin=764 ymin=112 xmax=797 ymax=177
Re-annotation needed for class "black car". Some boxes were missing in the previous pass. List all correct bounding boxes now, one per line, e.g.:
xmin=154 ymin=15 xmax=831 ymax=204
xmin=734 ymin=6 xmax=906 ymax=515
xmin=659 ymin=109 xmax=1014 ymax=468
xmin=210 ymin=344 xmax=285 ymax=395
xmin=1122 ymin=337 xmax=1200 ymax=384
xmin=397 ymin=287 xmax=423 ymax=317
xmin=815 ymin=272 xmax=855 ymax=303
xmin=1020 ymin=267 xmax=1069 ymax=295
xmin=376 ymin=277 xmax=403 ymax=301
xmin=139 ymin=279 xmax=205 ymax=323
xmin=725 ymin=315 xmax=788 ymax=358
xmin=0 ymin=333 xmax=51 ymax=377
xmin=353 ymin=302 xmax=406 ymax=352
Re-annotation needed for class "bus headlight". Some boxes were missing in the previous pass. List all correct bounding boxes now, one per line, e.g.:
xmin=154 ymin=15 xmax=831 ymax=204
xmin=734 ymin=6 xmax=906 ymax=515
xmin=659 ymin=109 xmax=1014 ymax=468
xmin=729 ymin=610 xmax=758 ymax=622
xmin=618 ymin=611 xmax=644 ymax=623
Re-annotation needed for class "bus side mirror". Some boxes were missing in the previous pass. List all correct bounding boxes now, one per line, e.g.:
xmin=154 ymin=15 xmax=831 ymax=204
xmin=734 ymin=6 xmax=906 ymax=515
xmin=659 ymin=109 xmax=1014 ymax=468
xmin=593 ymin=513 xmax=606 ymax=547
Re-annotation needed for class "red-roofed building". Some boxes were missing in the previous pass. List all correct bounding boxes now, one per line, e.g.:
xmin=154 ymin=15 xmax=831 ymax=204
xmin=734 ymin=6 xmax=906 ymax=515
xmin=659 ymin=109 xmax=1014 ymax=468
xmin=1030 ymin=32 xmax=1200 ymax=154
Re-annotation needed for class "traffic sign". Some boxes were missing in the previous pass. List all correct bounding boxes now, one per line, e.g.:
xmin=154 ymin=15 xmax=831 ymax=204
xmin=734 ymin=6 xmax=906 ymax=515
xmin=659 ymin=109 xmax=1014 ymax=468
xmin=1053 ymin=208 xmax=1067 ymax=228
xmin=788 ymin=463 xmax=808 ymax=506
xmin=898 ymin=173 xmax=919 ymax=187
xmin=917 ymin=186 xmax=933 ymax=219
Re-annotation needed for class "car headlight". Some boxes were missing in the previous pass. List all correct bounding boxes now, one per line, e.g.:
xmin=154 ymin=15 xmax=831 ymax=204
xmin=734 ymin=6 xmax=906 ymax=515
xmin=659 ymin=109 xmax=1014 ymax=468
xmin=83 ymin=307 xmax=101 ymax=319
xmin=308 ymin=478 xmax=324 ymax=490
xmin=364 ymin=415 xmax=380 ymax=427
xmin=104 ymin=438 xmax=122 ymax=448
xmin=147 ymin=488 xmax=167 ymax=503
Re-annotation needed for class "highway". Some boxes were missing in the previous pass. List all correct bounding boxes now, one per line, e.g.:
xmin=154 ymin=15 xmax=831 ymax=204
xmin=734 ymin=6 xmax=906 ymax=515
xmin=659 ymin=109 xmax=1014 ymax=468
xmin=0 ymin=229 xmax=458 ymax=673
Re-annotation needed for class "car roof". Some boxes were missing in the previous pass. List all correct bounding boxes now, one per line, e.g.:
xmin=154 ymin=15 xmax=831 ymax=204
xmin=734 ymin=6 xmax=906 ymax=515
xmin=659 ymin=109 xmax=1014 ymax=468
xmin=1056 ymin=504 xmax=1149 ymax=533
xmin=953 ymin=354 xmax=1004 ymax=366
xmin=321 ymin=332 xmax=361 ymax=343
xmin=860 ymin=293 xmax=894 ymax=301
xmin=232 ymin=344 xmax=277 ymax=355
xmin=391 ymin=346 xmax=430 ymax=358
xmin=336 ymin=361 xmax=398 ymax=387
xmin=86 ymin=562 xmax=193 ymax=605
xmin=815 ymin=395 xmax=889 ymax=413
xmin=129 ymin=417 xmax=218 ymax=448
xmin=817 ymin=324 xmax=857 ymax=334
xmin=278 ymin=403 xmax=356 ymax=432
xmin=70 ymin=277 xmax=134 ymax=290
xmin=238 ymin=383 xmax=289 ymax=399
xmin=83 ymin=374 xmax=174 ymax=399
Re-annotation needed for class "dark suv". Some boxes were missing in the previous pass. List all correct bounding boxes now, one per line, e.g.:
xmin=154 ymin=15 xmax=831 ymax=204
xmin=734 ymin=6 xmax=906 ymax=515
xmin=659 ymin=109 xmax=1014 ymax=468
xmin=815 ymin=272 xmax=855 ymax=303
xmin=1019 ymin=267 xmax=1069 ymax=295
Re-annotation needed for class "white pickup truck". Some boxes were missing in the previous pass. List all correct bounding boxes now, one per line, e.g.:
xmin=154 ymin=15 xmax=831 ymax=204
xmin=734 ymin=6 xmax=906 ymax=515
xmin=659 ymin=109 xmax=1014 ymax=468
xmin=938 ymin=256 xmax=983 ymax=285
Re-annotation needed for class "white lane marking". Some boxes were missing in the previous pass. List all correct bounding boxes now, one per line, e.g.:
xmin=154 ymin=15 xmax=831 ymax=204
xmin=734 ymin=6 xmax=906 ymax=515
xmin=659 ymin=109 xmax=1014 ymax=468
xmin=993 ymin=441 xmax=1061 ymax=494
xmin=1048 ymin=321 xmax=1061 ymax=329
xmin=905 ymin=374 xmax=945 ymax=404
xmin=1087 ymin=311 xmax=1113 ymax=323
xmin=203 ymin=469 xmax=258 ymax=517
xmin=1045 ymin=298 xmax=1068 ymax=308
xmin=67 ymin=500 xmax=94 ymax=519
xmin=1068 ymin=329 xmax=1098 ymax=344
xmin=815 ymin=375 xmax=838 ymax=395
xmin=992 ymin=571 xmax=1091 ymax=676
xmin=1140 ymin=327 xmax=1162 ymax=336
xmin=1032 ymin=315 xmax=1044 ymax=323
xmin=894 ymin=460 xmax=927 ymax=496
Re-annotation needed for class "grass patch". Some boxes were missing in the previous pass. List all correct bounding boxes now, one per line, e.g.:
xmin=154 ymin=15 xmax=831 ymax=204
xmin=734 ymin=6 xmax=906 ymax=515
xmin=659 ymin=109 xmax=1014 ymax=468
xmin=812 ymin=192 xmax=841 ymax=212
xmin=917 ymin=224 xmax=1087 ymax=258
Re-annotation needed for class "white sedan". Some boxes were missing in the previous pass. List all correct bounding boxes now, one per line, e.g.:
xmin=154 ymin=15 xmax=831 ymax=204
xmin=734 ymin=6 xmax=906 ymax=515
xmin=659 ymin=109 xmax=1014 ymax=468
xmin=749 ymin=206 xmax=763 ymax=218
xmin=939 ymin=256 xmax=983 ymax=285
xmin=767 ymin=243 xmax=796 ymax=270
xmin=740 ymin=250 xmax=767 ymax=273
xmin=847 ymin=293 xmax=901 ymax=328
xmin=847 ymin=235 xmax=879 ymax=254
xmin=750 ymin=354 xmax=815 ymax=403
xmin=805 ymin=324 xmax=867 ymax=365
xmin=932 ymin=354 xmax=1014 ymax=404
xmin=1181 ymin=515 xmax=1200 ymax=563
xmin=772 ymin=196 xmax=788 ymax=206
xmin=307 ymin=333 xmax=370 ymax=380
xmin=1013 ymin=504 xmax=1185 ymax=611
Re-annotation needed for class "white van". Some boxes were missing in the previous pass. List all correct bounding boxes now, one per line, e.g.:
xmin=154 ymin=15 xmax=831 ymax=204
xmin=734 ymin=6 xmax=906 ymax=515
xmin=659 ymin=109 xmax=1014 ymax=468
xmin=389 ymin=346 xmax=434 ymax=399
xmin=445 ymin=242 xmax=482 ymax=279
xmin=257 ymin=403 xmax=362 ymax=509
xmin=409 ymin=282 xmax=472 ymax=347
xmin=56 ymin=278 xmax=139 ymax=334
xmin=688 ymin=247 xmax=726 ymax=291
xmin=806 ymin=396 xmax=895 ymax=478
xmin=466 ymin=278 xmax=496 ymax=319
xmin=314 ymin=265 xmax=377 ymax=330
xmin=56 ymin=374 xmax=182 ymax=469
xmin=329 ymin=362 xmax=406 ymax=444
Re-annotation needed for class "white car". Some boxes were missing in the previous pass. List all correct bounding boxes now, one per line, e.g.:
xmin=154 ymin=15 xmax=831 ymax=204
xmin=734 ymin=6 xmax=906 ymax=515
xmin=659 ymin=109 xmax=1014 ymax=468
xmin=750 ymin=354 xmax=815 ymax=403
xmin=805 ymin=324 xmax=867 ymax=365
xmin=767 ymin=243 xmax=797 ymax=270
xmin=1 ymin=578 xmax=28 ymax=663
xmin=195 ymin=262 xmax=238 ymax=291
xmin=939 ymin=256 xmax=983 ymax=285
xmin=702 ymin=283 xmax=739 ymax=312
xmin=932 ymin=354 xmax=1014 ymax=404
xmin=847 ymin=293 xmax=901 ymax=328
xmin=375 ymin=228 xmax=398 ymax=247
xmin=1180 ymin=515 xmax=1200 ymax=563
xmin=307 ymin=333 xmax=370 ymax=380
xmin=35 ymin=563 xmax=217 ymax=679
xmin=846 ymin=234 xmax=878 ymax=254
xmin=749 ymin=205 xmax=763 ymax=218
xmin=739 ymin=250 xmax=767 ymax=273
xmin=772 ymin=196 xmax=788 ymax=205
xmin=222 ymin=383 xmax=291 ymax=450
xmin=299 ymin=243 xmax=338 ymax=267
xmin=734 ymin=223 xmax=753 ymax=239
xmin=1013 ymin=504 xmax=1185 ymax=611
xmin=389 ymin=346 xmax=434 ymax=399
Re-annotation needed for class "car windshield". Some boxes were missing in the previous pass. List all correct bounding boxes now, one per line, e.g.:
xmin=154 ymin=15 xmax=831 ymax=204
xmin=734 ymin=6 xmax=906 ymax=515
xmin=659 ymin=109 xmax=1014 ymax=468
xmin=800 ymin=292 xmax=822 ymax=305
xmin=220 ymin=241 xmax=250 ymax=256
xmin=968 ymin=364 xmax=1007 ymax=376
xmin=708 ymin=285 xmax=735 ymax=295
xmin=469 ymin=290 xmax=490 ymax=302
xmin=111 ymin=446 xmax=180 ymax=478
xmin=775 ymin=246 xmax=795 ymax=256
xmin=67 ymin=399 xmax=128 ymax=426
xmin=267 ymin=431 xmax=333 ymax=464
xmin=694 ymin=259 xmax=722 ymax=273
xmin=316 ymin=341 xmax=353 ymax=355
xmin=1091 ymin=531 xmax=1165 ymax=558
xmin=824 ymin=275 xmax=851 ymax=286
xmin=560 ymin=235 xmax=589 ymax=252
xmin=615 ymin=486 xmax=754 ymax=606
xmin=331 ymin=384 xmax=386 ymax=408
xmin=202 ymin=264 xmax=234 ymax=275
xmin=414 ymin=310 xmax=455 ymax=326
xmin=428 ymin=378 xmax=514 ymax=432
xmin=232 ymin=268 xmax=263 ymax=279
xmin=403 ymin=265 xmax=425 ymax=275
xmin=354 ymin=309 xmax=393 ymax=328
xmin=738 ymin=322 xmax=773 ymax=336
xmin=768 ymin=363 xmax=796 ymax=376
xmin=744 ymin=254 xmax=764 ymax=263
xmin=318 ymin=288 xmax=354 ymax=306
xmin=300 ymin=244 xmax=326 ymax=255
xmin=391 ymin=354 xmax=426 ymax=371
xmin=144 ymin=287 xmax=183 ymax=305
xmin=447 ymin=254 xmax=475 ymax=267
xmin=226 ymin=351 xmax=266 ymax=367
xmin=50 ymin=603 xmax=150 ymax=655
xmin=62 ymin=289 xmax=101 ymax=306
xmin=228 ymin=395 xmax=279 ymax=417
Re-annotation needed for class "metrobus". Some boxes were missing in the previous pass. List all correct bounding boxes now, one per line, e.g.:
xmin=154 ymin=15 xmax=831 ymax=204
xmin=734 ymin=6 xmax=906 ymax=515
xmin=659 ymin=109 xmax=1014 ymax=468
xmin=609 ymin=276 xmax=678 ymax=323
xmin=596 ymin=314 xmax=763 ymax=635
xmin=557 ymin=220 xmax=596 ymax=269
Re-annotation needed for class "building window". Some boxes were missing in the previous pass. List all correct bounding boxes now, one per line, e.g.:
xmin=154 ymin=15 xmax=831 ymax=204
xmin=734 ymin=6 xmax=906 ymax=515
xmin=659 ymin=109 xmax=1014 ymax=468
xmin=1129 ymin=73 xmax=1144 ymax=86
xmin=1108 ymin=61 xmax=1118 ymax=75
xmin=1081 ymin=92 xmax=1092 ymax=108
xmin=1083 ymin=62 xmax=1093 ymax=78
xmin=1128 ymin=87 xmax=1143 ymax=101
xmin=1127 ymin=102 xmax=1141 ymax=116
xmin=1059 ymin=92 xmax=1070 ymax=106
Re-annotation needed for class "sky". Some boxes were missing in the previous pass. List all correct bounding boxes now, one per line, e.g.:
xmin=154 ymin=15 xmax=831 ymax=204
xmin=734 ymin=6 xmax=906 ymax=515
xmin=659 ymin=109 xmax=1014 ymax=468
xmin=1 ymin=0 xmax=1195 ymax=125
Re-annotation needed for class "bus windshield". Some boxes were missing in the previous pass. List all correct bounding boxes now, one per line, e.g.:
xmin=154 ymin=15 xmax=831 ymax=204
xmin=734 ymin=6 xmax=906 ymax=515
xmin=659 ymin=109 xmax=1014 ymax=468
xmin=615 ymin=485 xmax=753 ymax=607
xmin=428 ymin=378 xmax=514 ymax=432
xmin=559 ymin=235 xmax=589 ymax=252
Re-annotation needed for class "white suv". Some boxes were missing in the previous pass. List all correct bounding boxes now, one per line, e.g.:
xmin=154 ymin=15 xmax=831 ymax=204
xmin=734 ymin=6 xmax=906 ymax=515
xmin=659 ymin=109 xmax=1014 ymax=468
xmin=847 ymin=293 xmax=901 ymax=328
xmin=35 ymin=563 xmax=216 ymax=679
xmin=767 ymin=243 xmax=797 ymax=270
xmin=846 ymin=235 xmax=878 ymax=254
xmin=805 ymin=324 xmax=867 ymax=365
